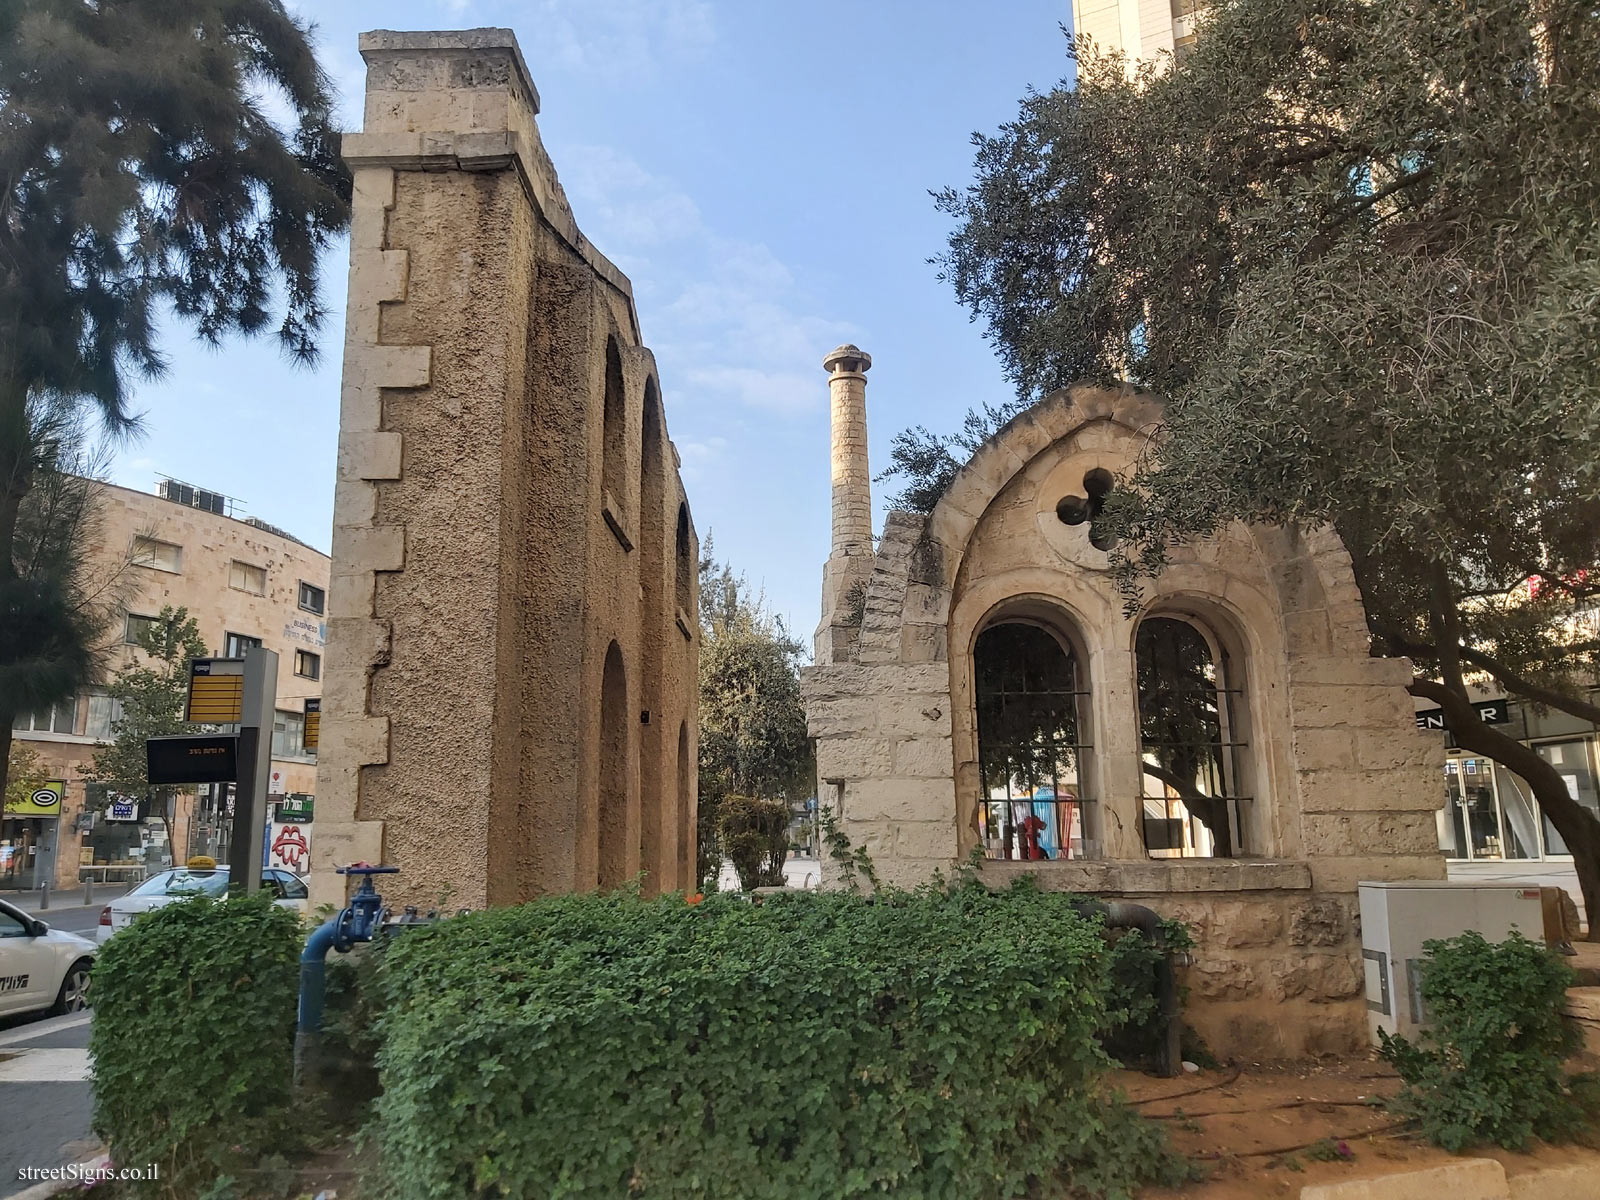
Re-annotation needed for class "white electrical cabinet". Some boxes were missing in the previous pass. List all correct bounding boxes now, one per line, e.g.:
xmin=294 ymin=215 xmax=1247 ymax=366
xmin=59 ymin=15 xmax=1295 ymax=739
xmin=1358 ymin=880 xmax=1543 ymax=1046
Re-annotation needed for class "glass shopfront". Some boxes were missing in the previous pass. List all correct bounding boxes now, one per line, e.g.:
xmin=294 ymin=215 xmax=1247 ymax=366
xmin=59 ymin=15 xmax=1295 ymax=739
xmin=1437 ymin=736 xmax=1600 ymax=862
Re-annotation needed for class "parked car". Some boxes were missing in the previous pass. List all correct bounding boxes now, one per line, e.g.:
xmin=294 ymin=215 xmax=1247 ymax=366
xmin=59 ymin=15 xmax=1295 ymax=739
xmin=97 ymin=866 xmax=310 ymax=942
xmin=0 ymin=897 xmax=95 ymax=1019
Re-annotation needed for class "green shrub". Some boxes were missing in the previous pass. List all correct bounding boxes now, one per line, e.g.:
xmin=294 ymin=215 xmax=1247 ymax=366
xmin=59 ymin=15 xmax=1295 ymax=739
xmin=717 ymin=793 xmax=790 ymax=890
xmin=1379 ymin=930 xmax=1590 ymax=1151
xmin=374 ymin=882 xmax=1191 ymax=1199
xmin=89 ymin=893 xmax=301 ymax=1197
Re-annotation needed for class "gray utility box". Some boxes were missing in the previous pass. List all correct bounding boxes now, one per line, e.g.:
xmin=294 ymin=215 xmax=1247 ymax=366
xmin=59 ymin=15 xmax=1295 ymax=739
xmin=1359 ymin=880 xmax=1543 ymax=1047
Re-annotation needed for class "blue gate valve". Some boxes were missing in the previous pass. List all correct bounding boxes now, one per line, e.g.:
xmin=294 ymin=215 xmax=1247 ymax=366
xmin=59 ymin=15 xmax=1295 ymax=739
xmin=295 ymin=863 xmax=401 ymax=1086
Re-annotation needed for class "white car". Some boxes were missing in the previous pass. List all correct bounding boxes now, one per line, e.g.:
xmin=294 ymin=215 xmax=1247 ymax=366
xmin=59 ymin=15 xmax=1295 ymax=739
xmin=97 ymin=866 xmax=310 ymax=942
xmin=0 ymin=897 xmax=95 ymax=1019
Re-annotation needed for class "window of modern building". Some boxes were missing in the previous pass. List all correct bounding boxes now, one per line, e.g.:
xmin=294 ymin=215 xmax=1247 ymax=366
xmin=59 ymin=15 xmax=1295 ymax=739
xmin=298 ymin=581 xmax=325 ymax=615
xmin=224 ymin=632 xmax=262 ymax=659
xmin=1135 ymin=615 xmax=1250 ymax=859
xmin=85 ymin=692 xmax=124 ymax=741
xmin=12 ymin=698 xmax=76 ymax=735
xmin=1535 ymin=740 xmax=1600 ymax=856
xmin=131 ymin=536 xmax=182 ymax=573
xmin=229 ymin=560 xmax=267 ymax=596
xmin=294 ymin=650 xmax=320 ymax=680
xmin=124 ymin=612 xmax=161 ymax=645
xmin=974 ymin=620 xmax=1094 ymax=861
xmin=272 ymin=710 xmax=305 ymax=758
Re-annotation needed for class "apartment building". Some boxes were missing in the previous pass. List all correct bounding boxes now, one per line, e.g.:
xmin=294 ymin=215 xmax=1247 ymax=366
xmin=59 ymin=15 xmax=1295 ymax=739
xmin=3 ymin=478 xmax=330 ymax=892
xmin=1070 ymin=0 xmax=1203 ymax=64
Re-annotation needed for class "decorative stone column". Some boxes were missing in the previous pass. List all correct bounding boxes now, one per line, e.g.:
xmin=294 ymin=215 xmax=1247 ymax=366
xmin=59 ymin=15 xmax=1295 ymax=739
xmin=816 ymin=344 xmax=875 ymax=663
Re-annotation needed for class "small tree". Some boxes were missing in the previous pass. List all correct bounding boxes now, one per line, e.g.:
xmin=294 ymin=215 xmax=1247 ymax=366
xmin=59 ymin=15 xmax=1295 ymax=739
xmin=3 ymin=742 xmax=51 ymax=814
xmin=87 ymin=607 xmax=209 ymax=858
xmin=697 ymin=542 xmax=813 ymax=889
xmin=717 ymin=795 xmax=791 ymax=891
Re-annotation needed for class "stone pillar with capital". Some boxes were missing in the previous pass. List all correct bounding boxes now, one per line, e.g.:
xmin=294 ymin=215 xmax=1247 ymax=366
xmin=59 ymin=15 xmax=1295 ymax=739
xmin=816 ymin=344 xmax=875 ymax=663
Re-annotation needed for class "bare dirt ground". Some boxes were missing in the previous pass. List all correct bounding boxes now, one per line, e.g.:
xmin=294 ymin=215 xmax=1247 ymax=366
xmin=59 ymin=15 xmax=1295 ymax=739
xmin=1123 ymin=1055 xmax=1600 ymax=1198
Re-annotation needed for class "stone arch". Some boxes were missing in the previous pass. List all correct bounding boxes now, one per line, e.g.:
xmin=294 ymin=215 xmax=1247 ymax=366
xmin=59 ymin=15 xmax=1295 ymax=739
xmin=602 ymin=335 xmax=626 ymax=520
xmin=677 ymin=720 xmax=692 ymax=890
xmin=598 ymin=640 xmax=629 ymax=890
xmin=925 ymin=383 xmax=1165 ymax=597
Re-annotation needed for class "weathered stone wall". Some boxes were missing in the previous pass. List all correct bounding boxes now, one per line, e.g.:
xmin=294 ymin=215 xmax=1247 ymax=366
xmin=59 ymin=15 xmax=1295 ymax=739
xmin=802 ymin=382 xmax=1444 ymax=1058
xmin=312 ymin=30 xmax=697 ymax=911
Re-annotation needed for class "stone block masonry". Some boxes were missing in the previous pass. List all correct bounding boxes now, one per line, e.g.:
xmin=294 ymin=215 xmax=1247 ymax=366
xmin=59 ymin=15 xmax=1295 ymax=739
xmin=312 ymin=30 xmax=699 ymax=912
xmin=802 ymin=380 xmax=1445 ymax=1059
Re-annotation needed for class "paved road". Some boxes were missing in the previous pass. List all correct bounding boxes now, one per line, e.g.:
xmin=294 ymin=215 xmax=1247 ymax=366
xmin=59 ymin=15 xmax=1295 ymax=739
xmin=4 ymin=890 xmax=130 ymax=938
xmin=0 ymin=1014 xmax=98 ymax=1198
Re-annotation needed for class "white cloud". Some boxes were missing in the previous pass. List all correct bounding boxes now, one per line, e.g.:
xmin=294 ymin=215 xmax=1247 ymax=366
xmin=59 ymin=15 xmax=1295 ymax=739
xmin=557 ymin=146 xmax=856 ymax=421
xmin=524 ymin=0 xmax=714 ymax=82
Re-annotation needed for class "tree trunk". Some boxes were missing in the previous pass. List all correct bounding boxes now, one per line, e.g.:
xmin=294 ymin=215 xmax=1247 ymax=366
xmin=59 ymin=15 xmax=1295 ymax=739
xmin=1412 ymin=677 xmax=1600 ymax=940
xmin=0 ymin=718 xmax=14 ymax=814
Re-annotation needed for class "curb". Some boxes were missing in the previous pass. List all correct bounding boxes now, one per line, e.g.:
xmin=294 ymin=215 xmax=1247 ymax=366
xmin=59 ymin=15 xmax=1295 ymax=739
xmin=0 ymin=1012 xmax=90 ymax=1050
xmin=1300 ymin=1157 xmax=1600 ymax=1200
xmin=1508 ymin=1161 xmax=1600 ymax=1199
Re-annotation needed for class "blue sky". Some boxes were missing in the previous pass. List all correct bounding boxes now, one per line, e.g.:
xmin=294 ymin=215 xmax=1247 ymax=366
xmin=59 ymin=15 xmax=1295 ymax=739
xmin=110 ymin=0 xmax=1075 ymax=641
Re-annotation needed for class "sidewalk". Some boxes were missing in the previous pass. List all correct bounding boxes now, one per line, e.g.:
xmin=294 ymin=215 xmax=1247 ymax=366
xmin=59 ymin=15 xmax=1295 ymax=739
xmin=2 ymin=885 xmax=131 ymax=913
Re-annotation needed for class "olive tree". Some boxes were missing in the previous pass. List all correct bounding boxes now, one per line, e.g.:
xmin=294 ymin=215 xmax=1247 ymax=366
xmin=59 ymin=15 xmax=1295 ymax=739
xmin=890 ymin=0 xmax=1600 ymax=925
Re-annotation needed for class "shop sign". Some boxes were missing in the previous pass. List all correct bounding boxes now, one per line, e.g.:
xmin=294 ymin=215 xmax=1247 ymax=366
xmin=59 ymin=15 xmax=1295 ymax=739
xmin=7 ymin=780 xmax=64 ymax=818
xmin=107 ymin=795 xmax=140 ymax=822
xmin=267 ymin=817 xmax=311 ymax=876
xmin=1415 ymin=698 xmax=1509 ymax=730
xmin=276 ymin=795 xmax=314 ymax=823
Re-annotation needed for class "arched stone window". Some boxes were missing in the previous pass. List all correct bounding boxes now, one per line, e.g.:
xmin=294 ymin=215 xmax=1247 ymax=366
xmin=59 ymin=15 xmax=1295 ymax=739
xmin=675 ymin=502 xmax=692 ymax=618
xmin=677 ymin=721 xmax=692 ymax=890
xmin=974 ymin=617 xmax=1096 ymax=861
xmin=602 ymin=337 xmax=626 ymax=521
xmin=1135 ymin=615 xmax=1252 ymax=859
xmin=598 ymin=641 xmax=628 ymax=888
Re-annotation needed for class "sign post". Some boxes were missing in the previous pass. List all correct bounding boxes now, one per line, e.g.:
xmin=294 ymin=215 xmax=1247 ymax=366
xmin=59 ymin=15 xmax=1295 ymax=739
xmin=227 ymin=646 xmax=278 ymax=896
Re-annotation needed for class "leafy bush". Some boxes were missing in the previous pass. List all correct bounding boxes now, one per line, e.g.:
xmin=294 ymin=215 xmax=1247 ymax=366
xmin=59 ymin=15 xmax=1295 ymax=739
xmin=375 ymin=882 xmax=1191 ymax=1199
xmin=90 ymin=893 xmax=301 ymax=1197
xmin=1100 ymin=920 xmax=1192 ymax=1070
xmin=1379 ymin=930 xmax=1591 ymax=1150
xmin=717 ymin=793 xmax=790 ymax=889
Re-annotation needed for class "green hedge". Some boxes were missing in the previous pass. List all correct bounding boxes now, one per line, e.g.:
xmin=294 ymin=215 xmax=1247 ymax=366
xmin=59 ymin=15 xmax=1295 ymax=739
xmin=375 ymin=883 xmax=1188 ymax=1199
xmin=89 ymin=893 xmax=301 ymax=1197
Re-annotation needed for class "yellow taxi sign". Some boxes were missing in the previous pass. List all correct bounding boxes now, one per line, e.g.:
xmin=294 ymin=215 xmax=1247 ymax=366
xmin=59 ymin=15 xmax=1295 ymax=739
xmin=186 ymin=658 xmax=245 ymax=724
xmin=303 ymin=697 xmax=321 ymax=753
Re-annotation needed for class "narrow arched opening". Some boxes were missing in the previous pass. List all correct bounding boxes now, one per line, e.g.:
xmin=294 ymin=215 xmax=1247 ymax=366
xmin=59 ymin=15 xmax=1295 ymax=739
xmin=602 ymin=337 xmax=626 ymax=516
xmin=598 ymin=641 xmax=629 ymax=888
xmin=675 ymin=502 xmax=692 ymax=618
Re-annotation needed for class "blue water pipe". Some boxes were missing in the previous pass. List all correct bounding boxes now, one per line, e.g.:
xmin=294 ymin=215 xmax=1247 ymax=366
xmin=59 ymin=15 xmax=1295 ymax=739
xmin=294 ymin=863 xmax=398 ymax=1086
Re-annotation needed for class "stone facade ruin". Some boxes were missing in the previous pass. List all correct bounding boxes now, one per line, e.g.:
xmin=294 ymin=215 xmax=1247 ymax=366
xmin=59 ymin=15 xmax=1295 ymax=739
xmin=802 ymin=354 xmax=1447 ymax=1057
xmin=311 ymin=30 xmax=699 ymax=911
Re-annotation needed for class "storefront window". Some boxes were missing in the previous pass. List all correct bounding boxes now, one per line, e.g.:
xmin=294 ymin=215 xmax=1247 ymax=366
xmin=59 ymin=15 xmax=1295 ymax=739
xmin=1491 ymin=768 xmax=1540 ymax=860
xmin=1533 ymin=740 xmax=1600 ymax=857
